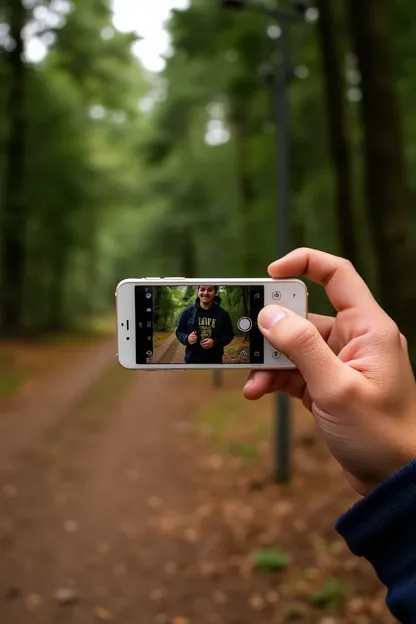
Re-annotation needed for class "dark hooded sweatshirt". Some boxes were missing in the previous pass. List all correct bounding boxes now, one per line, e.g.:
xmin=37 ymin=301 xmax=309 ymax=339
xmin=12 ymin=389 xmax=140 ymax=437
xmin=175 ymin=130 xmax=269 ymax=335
xmin=176 ymin=294 xmax=234 ymax=364
xmin=336 ymin=458 xmax=416 ymax=623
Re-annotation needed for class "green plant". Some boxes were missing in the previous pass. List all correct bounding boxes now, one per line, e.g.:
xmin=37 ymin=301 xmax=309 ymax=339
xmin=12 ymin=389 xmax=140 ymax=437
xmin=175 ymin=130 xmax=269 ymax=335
xmin=225 ymin=441 xmax=258 ymax=463
xmin=309 ymin=579 xmax=348 ymax=610
xmin=252 ymin=548 xmax=290 ymax=573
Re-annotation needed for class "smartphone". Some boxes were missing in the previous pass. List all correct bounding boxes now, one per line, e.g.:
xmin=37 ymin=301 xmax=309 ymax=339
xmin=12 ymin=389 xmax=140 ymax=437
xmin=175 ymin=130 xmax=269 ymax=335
xmin=116 ymin=278 xmax=308 ymax=370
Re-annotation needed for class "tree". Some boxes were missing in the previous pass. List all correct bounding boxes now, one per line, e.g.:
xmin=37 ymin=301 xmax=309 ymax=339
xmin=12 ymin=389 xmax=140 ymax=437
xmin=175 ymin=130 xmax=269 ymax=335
xmin=315 ymin=0 xmax=360 ymax=271
xmin=347 ymin=0 xmax=416 ymax=364
xmin=0 ymin=0 xmax=150 ymax=332
xmin=0 ymin=0 xmax=27 ymax=332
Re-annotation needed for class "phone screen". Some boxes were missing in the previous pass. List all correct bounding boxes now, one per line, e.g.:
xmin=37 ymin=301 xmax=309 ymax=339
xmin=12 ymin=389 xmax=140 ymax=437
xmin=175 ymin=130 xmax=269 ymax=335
xmin=135 ymin=285 xmax=264 ymax=365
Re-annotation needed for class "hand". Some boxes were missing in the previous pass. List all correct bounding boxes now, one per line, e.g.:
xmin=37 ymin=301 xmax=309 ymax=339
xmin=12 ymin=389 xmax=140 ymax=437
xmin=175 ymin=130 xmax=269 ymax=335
xmin=243 ymin=248 xmax=416 ymax=496
xmin=188 ymin=331 xmax=197 ymax=345
xmin=201 ymin=338 xmax=214 ymax=350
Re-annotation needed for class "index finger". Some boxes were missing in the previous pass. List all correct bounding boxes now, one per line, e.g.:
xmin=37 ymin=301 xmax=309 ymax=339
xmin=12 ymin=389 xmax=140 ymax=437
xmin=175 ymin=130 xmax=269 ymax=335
xmin=268 ymin=248 xmax=379 ymax=313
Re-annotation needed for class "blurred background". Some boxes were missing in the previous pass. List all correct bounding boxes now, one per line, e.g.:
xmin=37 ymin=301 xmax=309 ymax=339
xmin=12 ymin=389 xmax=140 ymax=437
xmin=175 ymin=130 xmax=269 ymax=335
xmin=0 ymin=0 xmax=415 ymax=622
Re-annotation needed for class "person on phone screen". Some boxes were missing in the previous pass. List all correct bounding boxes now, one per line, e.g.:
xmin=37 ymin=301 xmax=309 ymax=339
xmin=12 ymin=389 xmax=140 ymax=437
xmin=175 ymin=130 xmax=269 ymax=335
xmin=243 ymin=248 xmax=416 ymax=624
xmin=176 ymin=286 xmax=234 ymax=364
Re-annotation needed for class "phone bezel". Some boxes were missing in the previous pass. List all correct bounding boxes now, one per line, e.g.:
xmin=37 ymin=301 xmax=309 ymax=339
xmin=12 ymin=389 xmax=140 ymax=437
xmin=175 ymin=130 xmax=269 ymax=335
xmin=116 ymin=278 xmax=308 ymax=370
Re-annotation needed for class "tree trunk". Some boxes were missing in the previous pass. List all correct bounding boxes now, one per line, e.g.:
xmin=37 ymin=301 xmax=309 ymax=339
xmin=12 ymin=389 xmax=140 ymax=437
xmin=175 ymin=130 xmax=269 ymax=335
xmin=347 ymin=0 xmax=416 ymax=366
xmin=316 ymin=0 xmax=360 ymax=271
xmin=48 ymin=237 xmax=69 ymax=332
xmin=0 ymin=0 xmax=27 ymax=334
xmin=233 ymin=118 xmax=257 ymax=277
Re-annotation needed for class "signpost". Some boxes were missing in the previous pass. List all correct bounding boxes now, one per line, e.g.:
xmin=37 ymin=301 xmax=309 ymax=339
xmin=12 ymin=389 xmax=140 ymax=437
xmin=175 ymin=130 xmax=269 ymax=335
xmin=219 ymin=0 xmax=308 ymax=482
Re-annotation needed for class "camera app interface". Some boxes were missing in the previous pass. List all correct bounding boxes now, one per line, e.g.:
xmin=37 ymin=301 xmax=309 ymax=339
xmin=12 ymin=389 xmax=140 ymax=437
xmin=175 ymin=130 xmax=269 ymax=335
xmin=135 ymin=285 xmax=264 ymax=365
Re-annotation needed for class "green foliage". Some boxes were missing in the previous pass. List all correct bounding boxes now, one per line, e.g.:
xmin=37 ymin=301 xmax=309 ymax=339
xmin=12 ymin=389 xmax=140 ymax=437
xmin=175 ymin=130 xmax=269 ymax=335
xmin=0 ymin=0 xmax=415 ymax=340
xmin=152 ymin=286 xmax=250 ymax=334
xmin=252 ymin=548 xmax=290 ymax=572
xmin=225 ymin=441 xmax=258 ymax=462
xmin=308 ymin=579 xmax=349 ymax=610
xmin=282 ymin=603 xmax=308 ymax=621
xmin=0 ymin=373 xmax=21 ymax=398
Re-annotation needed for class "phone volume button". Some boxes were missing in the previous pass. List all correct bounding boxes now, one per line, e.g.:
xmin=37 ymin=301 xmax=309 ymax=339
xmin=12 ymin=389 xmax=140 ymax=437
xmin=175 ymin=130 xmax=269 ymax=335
xmin=145 ymin=277 xmax=160 ymax=280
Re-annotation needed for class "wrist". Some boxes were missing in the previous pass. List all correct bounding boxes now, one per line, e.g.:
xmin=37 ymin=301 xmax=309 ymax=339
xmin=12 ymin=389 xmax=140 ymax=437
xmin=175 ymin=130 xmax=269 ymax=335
xmin=348 ymin=430 xmax=416 ymax=498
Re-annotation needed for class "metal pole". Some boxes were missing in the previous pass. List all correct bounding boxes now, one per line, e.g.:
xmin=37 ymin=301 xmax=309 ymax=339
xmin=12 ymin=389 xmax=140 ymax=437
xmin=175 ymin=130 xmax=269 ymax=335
xmin=274 ymin=22 xmax=291 ymax=483
xmin=213 ymin=369 xmax=223 ymax=387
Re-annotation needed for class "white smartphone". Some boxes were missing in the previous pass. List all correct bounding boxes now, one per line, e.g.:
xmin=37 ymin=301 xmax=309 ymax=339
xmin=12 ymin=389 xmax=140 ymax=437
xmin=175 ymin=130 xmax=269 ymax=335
xmin=116 ymin=277 xmax=308 ymax=370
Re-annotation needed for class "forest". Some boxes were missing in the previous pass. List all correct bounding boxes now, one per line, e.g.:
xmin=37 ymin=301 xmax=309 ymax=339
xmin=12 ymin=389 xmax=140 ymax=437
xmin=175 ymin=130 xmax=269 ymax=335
xmin=1 ymin=3 xmax=416 ymax=622
xmin=1 ymin=0 xmax=416 ymax=367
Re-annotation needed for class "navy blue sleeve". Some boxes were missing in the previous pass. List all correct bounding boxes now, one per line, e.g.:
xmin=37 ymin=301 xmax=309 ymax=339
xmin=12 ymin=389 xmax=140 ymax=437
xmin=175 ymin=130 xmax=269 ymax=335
xmin=215 ymin=310 xmax=235 ymax=348
xmin=336 ymin=459 xmax=416 ymax=623
xmin=176 ymin=308 xmax=190 ymax=345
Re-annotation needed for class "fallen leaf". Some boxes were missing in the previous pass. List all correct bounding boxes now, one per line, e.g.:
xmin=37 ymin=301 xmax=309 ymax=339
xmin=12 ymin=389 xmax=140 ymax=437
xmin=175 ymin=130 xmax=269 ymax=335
xmin=25 ymin=593 xmax=43 ymax=611
xmin=303 ymin=567 xmax=322 ymax=581
xmin=183 ymin=528 xmax=199 ymax=543
xmin=369 ymin=592 xmax=386 ymax=614
xmin=329 ymin=540 xmax=345 ymax=556
xmin=293 ymin=519 xmax=306 ymax=533
xmin=199 ymin=561 xmax=220 ymax=579
xmin=213 ymin=590 xmax=227 ymax=604
xmin=98 ymin=543 xmax=110 ymax=555
xmin=249 ymin=594 xmax=265 ymax=611
xmin=63 ymin=520 xmax=79 ymax=534
xmin=206 ymin=455 xmax=223 ymax=470
xmin=55 ymin=587 xmax=79 ymax=605
xmin=347 ymin=597 xmax=367 ymax=614
xmin=174 ymin=420 xmax=191 ymax=433
xmin=150 ymin=588 xmax=167 ymax=601
xmin=283 ymin=602 xmax=308 ymax=621
xmin=344 ymin=557 xmax=360 ymax=571
xmin=265 ymin=590 xmax=279 ymax=604
xmin=272 ymin=501 xmax=293 ymax=518
xmin=148 ymin=496 xmax=162 ymax=508
xmin=93 ymin=606 xmax=114 ymax=621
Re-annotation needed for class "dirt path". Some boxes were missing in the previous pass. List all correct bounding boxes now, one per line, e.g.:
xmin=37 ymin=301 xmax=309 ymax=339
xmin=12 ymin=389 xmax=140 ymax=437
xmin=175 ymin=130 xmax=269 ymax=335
xmin=0 ymin=338 xmax=116 ymax=472
xmin=150 ymin=332 xmax=185 ymax=365
xmin=0 ymin=366 xmax=204 ymax=623
xmin=0 ymin=343 xmax=394 ymax=624
xmin=169 ymin=341 xmax=186 ymax=364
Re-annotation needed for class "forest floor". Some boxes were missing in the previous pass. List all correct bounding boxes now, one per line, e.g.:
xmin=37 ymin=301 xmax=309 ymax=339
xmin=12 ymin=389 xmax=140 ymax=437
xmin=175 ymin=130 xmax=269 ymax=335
xmin=0 ymin=333 xmax=395 ymax=624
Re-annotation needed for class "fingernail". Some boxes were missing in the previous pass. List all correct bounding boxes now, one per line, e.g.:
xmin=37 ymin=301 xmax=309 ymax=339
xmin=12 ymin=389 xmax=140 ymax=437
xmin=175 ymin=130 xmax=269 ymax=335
xmin=244 ymin=377 xmax=254 ymax=388
xmin=258 ymin=305 xmax=286 ymax=329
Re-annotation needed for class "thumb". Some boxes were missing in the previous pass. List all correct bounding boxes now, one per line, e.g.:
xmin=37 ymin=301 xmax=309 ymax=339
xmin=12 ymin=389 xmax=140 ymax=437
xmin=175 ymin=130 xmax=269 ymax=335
xmin=258 ymin=305 xmax=349 ymax=400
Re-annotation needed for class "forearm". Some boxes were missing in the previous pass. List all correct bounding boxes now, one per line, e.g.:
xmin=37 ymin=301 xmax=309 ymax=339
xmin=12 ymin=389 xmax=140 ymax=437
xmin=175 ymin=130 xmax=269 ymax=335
xmin=336 ymin=459 xmax=416 ymax=623
xmin=176 ymin=331 xmax=189 ymax=345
